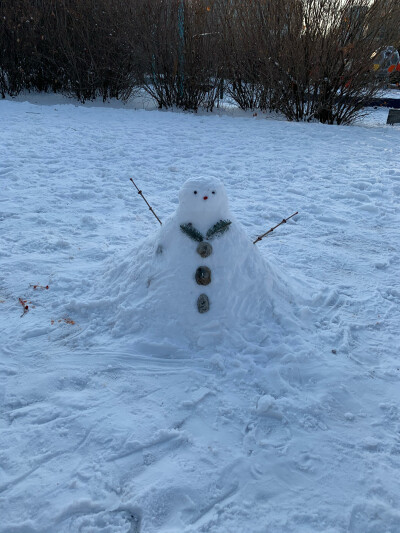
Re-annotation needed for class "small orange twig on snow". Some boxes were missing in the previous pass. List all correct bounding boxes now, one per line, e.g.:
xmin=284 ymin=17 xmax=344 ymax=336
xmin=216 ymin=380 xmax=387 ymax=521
xmin=18 ymin=298 xmax=29 ymax=316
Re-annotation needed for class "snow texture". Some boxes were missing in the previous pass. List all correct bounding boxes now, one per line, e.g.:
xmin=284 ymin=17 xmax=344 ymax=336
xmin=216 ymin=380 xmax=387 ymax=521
xmin=1 ymin=94 xmax=400 ymax=533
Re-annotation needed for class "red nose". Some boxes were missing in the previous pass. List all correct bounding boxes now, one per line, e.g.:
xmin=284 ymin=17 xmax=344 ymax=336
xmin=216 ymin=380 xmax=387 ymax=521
xmin=203 ymin=196 xmax=208 ymax=200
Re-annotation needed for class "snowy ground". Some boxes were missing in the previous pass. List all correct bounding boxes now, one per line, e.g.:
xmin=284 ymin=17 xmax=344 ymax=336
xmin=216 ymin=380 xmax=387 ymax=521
xmin=1 ymin=95 xmax=400 ymax=533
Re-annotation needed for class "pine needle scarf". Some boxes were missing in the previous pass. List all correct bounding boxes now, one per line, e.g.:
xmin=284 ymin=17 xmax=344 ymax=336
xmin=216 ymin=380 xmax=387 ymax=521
xmin=180 ymin=219 xmax=231 ymax=242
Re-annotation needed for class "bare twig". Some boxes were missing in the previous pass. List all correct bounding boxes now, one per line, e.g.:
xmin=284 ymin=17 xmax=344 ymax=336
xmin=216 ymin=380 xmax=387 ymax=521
xmin=130 ymin=178 xmax=162 ymax=225
xmin=18 ymin=297 xmax=29 ymax=316
xmin=253 ymin=211 xmax=298 ymax=244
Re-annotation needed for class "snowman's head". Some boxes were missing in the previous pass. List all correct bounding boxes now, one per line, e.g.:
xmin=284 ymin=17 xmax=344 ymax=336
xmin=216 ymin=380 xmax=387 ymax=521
xmin=177 ymin=177 xmax=230 ymax=226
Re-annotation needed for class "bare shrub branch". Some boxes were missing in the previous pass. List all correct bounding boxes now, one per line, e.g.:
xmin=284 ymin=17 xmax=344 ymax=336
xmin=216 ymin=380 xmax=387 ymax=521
xmin=1 ymin=0 xmax=398 ymax=120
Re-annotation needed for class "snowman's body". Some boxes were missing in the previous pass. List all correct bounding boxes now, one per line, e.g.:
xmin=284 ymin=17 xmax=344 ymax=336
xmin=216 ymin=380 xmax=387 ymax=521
xmin=107 ymin=177 xmax=295 ymax=347
xmin=156 ymin=177 xmax=250 ymax=317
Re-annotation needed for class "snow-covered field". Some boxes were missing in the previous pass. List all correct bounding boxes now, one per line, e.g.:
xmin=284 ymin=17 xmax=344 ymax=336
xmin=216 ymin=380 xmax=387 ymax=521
xmin=1 ymin=95 xmax=400 ymax=533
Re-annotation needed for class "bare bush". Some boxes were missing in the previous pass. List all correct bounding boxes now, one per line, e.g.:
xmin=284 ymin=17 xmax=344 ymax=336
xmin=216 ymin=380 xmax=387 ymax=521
xmin=218 ymin=0 xmax=275 ymax=111
xmin=1 ymin=0 xmax=399 ymax=120
xmin=0 ymin=0 xmax=143 ymax=101
xmin=277 ymin=0 xmax=400 ymax=124
xmin=220 ymin=0 xmax=399 ymax=123
xmin=0 ymin=0 xmax=48 ymax=96
xmin=136 ymin=0 xmax=223 ymax=111
xmin=45 ymin=0 xmax=143 ymax=102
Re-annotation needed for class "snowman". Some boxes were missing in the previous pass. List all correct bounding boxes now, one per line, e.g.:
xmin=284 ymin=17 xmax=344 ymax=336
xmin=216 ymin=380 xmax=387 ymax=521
xmin=160 ymin=177 xmax=234 ymax=314
xmin=151 ymin=177 xmax=292 ymax=328
xmin=103 ymin=176 xmax=296 ymax=346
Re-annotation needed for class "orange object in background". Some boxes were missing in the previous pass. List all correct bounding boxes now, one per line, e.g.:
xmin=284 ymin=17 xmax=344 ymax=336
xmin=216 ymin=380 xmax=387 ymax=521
xmin=372 ymin=47 xmax=400 ymax=76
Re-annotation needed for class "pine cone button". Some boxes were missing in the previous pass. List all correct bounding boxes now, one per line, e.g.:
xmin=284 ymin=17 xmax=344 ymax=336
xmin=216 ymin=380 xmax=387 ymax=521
xmin=195 ymin=266 xmax=211 ymax=286
xmin=196 ymin=242 xmax=212 ymax=258
xmin=197 ymin=293 xmax=210 ymax=313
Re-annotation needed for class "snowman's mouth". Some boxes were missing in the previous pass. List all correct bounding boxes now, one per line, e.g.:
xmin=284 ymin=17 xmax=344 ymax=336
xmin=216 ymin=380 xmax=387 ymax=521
xmin=203 ymin=196 xmax=208 ymax=200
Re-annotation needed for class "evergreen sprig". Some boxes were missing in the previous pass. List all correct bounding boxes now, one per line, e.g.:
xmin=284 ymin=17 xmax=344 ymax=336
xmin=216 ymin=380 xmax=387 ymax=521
xmin=206 ymin=219 xmax=232 ymax=240
xmin=180 ymin=223 xmax=204 ymax=242
xmin=180 ymin=219 xmax=232 ymax=243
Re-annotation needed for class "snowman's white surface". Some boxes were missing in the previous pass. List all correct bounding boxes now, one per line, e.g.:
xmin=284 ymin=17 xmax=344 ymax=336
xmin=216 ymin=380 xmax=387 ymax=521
xmin=175 ymin=177 xmax=231 ymax=234
xmin=108 ymin=177 xmax=296 ymax=347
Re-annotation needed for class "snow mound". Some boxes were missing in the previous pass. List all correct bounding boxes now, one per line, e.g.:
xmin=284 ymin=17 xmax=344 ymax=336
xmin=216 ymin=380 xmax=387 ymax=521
xmin=76 ymin=177 xmax=302 ymax=350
